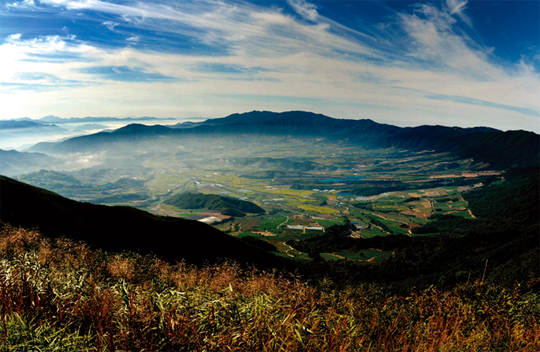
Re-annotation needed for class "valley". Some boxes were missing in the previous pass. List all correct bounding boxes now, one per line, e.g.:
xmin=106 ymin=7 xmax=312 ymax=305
xmin=2 ymin=111 xmax=537 ymax=290
xmin=2 ymin=0 xmax=539 ymax=348
xmin=15 ymin=132 xmax=503 ymax=263
xmin=1 ymin=111 xmax=538 ymax=350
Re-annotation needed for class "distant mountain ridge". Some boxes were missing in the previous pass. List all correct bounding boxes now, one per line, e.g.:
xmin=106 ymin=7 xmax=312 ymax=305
xmin=0 ymin=149 xmax=62 ymax=176
xmin=0 ymin=119 xmax=63 ymax=130
xmin=28 ymin=111 xmax=539 ymax=169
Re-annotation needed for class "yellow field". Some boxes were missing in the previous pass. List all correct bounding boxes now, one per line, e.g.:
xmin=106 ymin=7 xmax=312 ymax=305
xmin=298 ymin=205 xmax=339 ymax=214
xmin=373 ymin=205 xmax=408 ymax=211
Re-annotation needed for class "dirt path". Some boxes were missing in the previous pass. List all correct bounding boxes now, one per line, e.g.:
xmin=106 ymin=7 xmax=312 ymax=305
xmin=155 ymin=198 xmax=167 ymax=215
xmin=283 ymin=242 xmax=295 ymax=257
xmin=276 ymin=216 xmax=290 ymax=229
xmin=330 ymin=252 xmax=346 ymax=259
xmin=462 ymin=198 xmax=476 ymax=218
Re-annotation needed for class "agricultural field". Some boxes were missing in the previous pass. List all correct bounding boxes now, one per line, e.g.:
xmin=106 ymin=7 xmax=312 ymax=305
xmin=155 ymin=143 xmax=498 ymax=258
xmin=17 ymin=136 xmax=500 ymax=262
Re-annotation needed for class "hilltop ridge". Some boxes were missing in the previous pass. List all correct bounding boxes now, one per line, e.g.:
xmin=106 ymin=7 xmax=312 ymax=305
xmin=29 ymin=111 xmax=539 ymax=169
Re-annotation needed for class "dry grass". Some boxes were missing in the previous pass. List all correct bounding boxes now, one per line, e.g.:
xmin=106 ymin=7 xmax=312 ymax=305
xmin=0 ymin=224 xmax=538 ymax=351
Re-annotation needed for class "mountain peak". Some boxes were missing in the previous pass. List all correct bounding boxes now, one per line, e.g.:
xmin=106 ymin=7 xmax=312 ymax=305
xmin=39 ymin=115 xmax=63 ymax=122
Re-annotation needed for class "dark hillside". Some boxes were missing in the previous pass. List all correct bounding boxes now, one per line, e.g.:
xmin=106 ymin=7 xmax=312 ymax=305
xmin=0 ymin=176 xmax=288 ymax=268
xmin=198 ymin=110 xmax=336 ymax=126
xmin=464 ymin=169 xmax=540 ymax=224
xmin=380 ymin=127 xmax=539 ymax=168
xmin=296 ymin=171 xmax=539 ymax=291
xmin=200 ymin=110 xmax=401 ymax=141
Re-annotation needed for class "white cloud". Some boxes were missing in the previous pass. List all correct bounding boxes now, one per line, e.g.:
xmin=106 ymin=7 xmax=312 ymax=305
xmin=7 ymin=33 xmax=22 ymax=41
xmin=445 ymin=0 xmax=472 ymax=27
xmin=398 ymin=3 xmax=499 ymax=78
xmin=1 ymin=0 xmax=539 ymax=132
xmin=103 ymin=21 xmax=119 ymax=32
xmin=5 ymin=0 xmax=34 ymax=9
xmin=287 ymin=0 xmax=318 ymax=22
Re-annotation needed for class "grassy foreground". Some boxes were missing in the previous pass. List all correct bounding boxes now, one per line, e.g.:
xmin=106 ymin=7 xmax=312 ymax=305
xmin=0 ymin=225 xmax=538 ymax=351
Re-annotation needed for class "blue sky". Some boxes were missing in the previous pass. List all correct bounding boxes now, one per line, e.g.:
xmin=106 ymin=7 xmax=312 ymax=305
xmin=0 ymin=0 xmax=538 ymax=132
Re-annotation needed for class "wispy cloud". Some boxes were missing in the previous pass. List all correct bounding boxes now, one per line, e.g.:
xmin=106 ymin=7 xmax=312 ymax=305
xmin=0 ymin=0 xmax=538 ymax=132
xmin=426 ymin=93 xmax=540 ymax=118
xmin=102 ymin=21 xmax=120 ymax=32
xmin=287 ymin=0 xmax=319 ymax=22
xmin=445 ymin=0 xmax=472 ymax=27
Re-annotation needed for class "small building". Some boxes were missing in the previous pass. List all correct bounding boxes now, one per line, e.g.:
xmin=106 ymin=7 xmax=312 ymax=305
xmin=199 ymin=216 xmax=223 ymax=224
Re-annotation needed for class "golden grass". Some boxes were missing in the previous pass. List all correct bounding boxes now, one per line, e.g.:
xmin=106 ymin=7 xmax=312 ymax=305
xmin=0 ymin=225 xmax=538 ymax=351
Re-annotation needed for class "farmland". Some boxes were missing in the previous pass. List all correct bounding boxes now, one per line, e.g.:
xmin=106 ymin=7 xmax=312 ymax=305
xmin=16 ymin=136 xmax=501 ymax=262
xmin=139 ymin=139 xmax=499 ymax=261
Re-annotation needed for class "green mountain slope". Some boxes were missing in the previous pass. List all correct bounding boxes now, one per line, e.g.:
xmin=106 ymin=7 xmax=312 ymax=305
xmin=0 ymin=175 xmax=288 ymax=268
xmin=165 ymin=192 xmax=265 ymax=217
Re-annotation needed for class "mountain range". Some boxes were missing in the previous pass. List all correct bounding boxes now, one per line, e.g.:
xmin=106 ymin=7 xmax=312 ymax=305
xmin=0 ymin=120 xmax=62 ymax=130
xmin=1 ymin=110 xmax=538 ymax=287
xmin=29 ymin=111 xmax=539 ymax=169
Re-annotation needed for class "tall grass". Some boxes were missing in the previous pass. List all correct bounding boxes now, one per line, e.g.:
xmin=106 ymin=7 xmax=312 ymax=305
xmin=0 ymin=225 xmax=538 ymax=351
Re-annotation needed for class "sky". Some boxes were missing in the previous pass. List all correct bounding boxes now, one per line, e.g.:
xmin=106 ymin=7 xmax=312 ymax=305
xmin=0 ymin=0 xmax=539 ymax=132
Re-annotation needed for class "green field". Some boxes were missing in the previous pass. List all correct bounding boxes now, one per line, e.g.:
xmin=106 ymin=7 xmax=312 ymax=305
xmin=315 ymin=219 xmax=346 ymax=228
xmin=257 ymin=216 xmax=291 ymax=231
xmin=320 ymin=253 xmax=343 ymax=261
xmin=357 ymin=249 xmax=394 ymax=261
xmin=373 ymin=204 xmax=409 ymax=212
xmin=236 ymin=231 xmax=263 ymax=238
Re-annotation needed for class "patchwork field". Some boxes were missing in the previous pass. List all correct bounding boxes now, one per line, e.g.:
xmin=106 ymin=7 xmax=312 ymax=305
xmin=18 ymin=137 xmax=498 ymax=262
